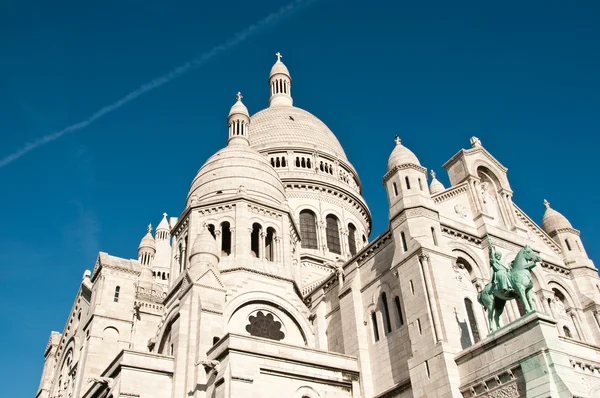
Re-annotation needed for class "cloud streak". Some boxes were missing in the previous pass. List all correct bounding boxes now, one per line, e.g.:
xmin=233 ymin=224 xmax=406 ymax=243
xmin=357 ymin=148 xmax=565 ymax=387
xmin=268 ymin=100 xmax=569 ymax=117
xmin=0 ymin=0 xmax=318 ymax=168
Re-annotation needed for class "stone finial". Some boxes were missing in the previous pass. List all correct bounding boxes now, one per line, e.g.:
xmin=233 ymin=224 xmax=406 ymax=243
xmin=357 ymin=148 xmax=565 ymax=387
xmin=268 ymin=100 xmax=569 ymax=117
xmin=430 ymin=170 xmax=436 ymax=179
xmin=236 ymin=91 xmax=243 ymax=101
xmin=147 ymin=224 xmax=152 ymax=233
xmin=470 ymin=136 xmax=482 ymax=148
xmin=163 ymin=212 xmax=167 ymax=218
xmin=275 ymin=51 xmax=282 ymax=62
xmin=394 ymin=135 xmax=401 ymax=145
xmin=544 ymin=199 xmax=550 ymax=209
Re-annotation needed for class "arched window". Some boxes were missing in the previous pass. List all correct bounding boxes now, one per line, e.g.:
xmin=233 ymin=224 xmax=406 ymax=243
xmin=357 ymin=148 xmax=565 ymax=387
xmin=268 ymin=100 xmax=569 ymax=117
xmin=207 ymin=224 xmax=216 ymax=239
xmin=401 ymin=231 xmax=408 ymax=252
xmin=431 ymin=227 xmax=438 ymax=246
xmin=182 ymin=236 xmax=188 ymax=269
xmin=394 ymin=296 xmax=404 ymax=328
xmin=221 ymin=222 xmax=231 ymax=256
xmin=348 ymin=223 xmax=357 ymax=256
xmin=178 ymin=243 xmax=184 ymax=273
xmin=371 ymin=312 xmax=379 ymax=342
xmin=418 ymin=178 xmax=423 ymax=191
xmin=301 ymin=158 xmax=306 ymax=168
xmin=405 ymin=176 xmax=411 ymax=190
xmin=325 ymin=215 xmax=341 ymax=254
xmin=565 ymin=239 xmax=572 ymax=251
xmin=251 ymin=223 xmax=261 ymax=257
xmin=381 ymin=293 xmax=392 ymax=334
xmin=464 ymin=298 xmax=480 ymax=343
xmin=575 ymin=240 xmax=582 ymax=251
xmin=276 ymin=157 xmax=281 ymax=167
xmin=307 ymin=158 xmax=312 ymax=169
xmin=114 ymin=286 xmax=120 ymax=302
xmin=563 ymin=326 xmax=572 ymax=338
xmin=299 ymin=210 xmax=318 ymax=249
xmin=265 ymin=227 xmax=275 ymax=262
xmin=296 ymin=157 xmax=300 ymax=167
xmin=282 ymin=157 xmax=287 ymax=167
xmin=393 ymin=182 xmax=398 ymax=196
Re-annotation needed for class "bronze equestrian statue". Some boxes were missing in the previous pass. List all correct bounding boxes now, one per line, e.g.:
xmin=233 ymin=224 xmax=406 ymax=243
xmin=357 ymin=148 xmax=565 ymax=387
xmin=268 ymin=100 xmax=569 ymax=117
xmin=477 ymin=236 xmax=541 ymax=332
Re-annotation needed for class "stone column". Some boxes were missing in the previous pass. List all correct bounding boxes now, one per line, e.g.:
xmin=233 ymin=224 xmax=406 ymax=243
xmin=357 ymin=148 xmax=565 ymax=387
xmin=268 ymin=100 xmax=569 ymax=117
xmin=318 ymin=220 xmax=327 ymax=254
xmin=215 ymin=230 xmax=222 ymax=257
xmin=340 ymin=228 xmax=349 ymax=258
xmin=230 ymin=227 xmax=236 ymax=257
xmin=259 ymin=231 xmax=266 ymax=259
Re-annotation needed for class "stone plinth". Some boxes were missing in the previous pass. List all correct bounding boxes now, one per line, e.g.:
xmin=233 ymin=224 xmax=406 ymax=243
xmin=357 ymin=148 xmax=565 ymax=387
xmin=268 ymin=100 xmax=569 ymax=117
xmin=455 ymin=312 xmax=600 ymax=397
xmin=206 ymin=333 xmax=361 ymax=398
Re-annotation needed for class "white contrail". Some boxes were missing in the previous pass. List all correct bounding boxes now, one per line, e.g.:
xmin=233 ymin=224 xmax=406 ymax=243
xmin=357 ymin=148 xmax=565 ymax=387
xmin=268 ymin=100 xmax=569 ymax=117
xmin=0 ymin=0 xmax=318 ymax=168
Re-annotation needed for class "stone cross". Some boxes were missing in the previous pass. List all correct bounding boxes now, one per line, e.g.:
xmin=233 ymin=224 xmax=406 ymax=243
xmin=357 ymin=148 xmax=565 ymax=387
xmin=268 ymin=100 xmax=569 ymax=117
xmin=236 ymin=92 xmax=243 ymax=101
xmin=147 ymin=224 xmax=152 ymax=233
xmin=163 ymin=212 xmax=168 ymax=218
xmin=430 ymin=170 xmax=436 ymax=179
xmin=394 ymin=135 xmax=401 ymax=145
xmin=275 ymin=52 xmax=282 ymax=62
xmin=543 ymin=199 xmax=550 ymax=209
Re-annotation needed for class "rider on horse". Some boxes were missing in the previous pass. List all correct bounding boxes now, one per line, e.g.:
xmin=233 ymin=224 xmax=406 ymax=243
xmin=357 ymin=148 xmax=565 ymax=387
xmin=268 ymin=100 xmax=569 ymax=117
xmin=487 ymin=236 xmax=512 ymax=295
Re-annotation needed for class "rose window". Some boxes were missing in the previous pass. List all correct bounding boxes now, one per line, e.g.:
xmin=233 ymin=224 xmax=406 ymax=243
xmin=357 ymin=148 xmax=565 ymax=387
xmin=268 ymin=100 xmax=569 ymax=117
xmin=245 ymin=311 xmax=285 ymax=341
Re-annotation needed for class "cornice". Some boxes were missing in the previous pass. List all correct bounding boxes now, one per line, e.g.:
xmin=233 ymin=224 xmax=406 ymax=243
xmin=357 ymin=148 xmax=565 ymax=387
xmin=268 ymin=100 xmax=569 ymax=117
xmin=432 ymin=182 xmax=469 ymax=203
xmin=382 ymin=163 xmax=427 ymax=183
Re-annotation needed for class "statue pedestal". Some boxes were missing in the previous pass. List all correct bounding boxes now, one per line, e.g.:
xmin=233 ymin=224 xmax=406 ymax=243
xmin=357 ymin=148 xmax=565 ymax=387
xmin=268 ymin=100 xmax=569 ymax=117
xmin=454 ymin=312 xmax=600 ymax=397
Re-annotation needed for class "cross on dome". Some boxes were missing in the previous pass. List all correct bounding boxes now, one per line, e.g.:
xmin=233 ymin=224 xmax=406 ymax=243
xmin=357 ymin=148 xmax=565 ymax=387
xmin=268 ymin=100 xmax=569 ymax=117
xmin=163 ymin=212 xmax=167 ymax=218
xmin=543 ymin=199 xmax=550 ymax=209
xmin=394 ymin=135 xmax=401 ymax=145
xmin=275 ymin=52 xmax=282 ymax=62
xmin=147 ymin=224 xmax=152 ymax=233
xmin=430 ymin=170 xmax=436 ymax=179
xmin=236 ymin=92 xmax=243 ymax=101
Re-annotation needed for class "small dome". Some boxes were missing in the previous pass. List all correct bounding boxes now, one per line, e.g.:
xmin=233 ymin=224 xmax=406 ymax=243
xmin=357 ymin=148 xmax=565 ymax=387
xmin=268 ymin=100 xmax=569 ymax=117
xmin=541 ymin=199 xmax=573 ymax=234
xmin=429 ymin=170 xmax=445 ymax=194
xmin=387 ymin=136 xmax=420 ymax=172
xmin=228 ymin=92 xmax=249 ymax=118
xmin=190 ymin=227 xmax=219 ymax=259
xmin=270 ymin=53 xmax=290 ymax=78
xmin=138 ymin=225 xmax=155 ymax=250
xmin=187 ymin=144 xmax=286 ymax=207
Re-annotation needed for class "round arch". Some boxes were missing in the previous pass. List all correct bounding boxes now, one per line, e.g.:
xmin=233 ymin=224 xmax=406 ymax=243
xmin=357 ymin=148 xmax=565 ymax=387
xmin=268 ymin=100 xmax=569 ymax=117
xmin=546 ymin=279 xmax=578 ymax=309
xmin=223 ymin=291 xmax=315 ymax=347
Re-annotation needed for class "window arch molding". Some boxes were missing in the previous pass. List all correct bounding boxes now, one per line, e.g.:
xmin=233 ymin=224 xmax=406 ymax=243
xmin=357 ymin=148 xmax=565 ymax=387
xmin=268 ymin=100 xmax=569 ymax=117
xmin=157 ymin=314 xmax=180 ymax=355
xmin=324 ymin=213 xmax=342 ymax=255
xmin=546 ymin=280 xmax=578 ymax=310
xmin=473 ymin=161 xmax=507 ymax=191
xmin=154 ymin=304 xmax=181 ymax=352
xmin=447 ymin=243 xmax=486 ymax=279
xmin=223 ymin=292 xmax=315 ymax=347
xmin=295 ymin=386 xmax=321 ymax=398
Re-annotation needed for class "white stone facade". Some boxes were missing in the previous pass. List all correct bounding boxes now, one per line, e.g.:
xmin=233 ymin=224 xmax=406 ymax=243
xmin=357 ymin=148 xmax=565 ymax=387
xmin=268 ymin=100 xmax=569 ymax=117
xmin=38 ymin=55 xmax=600 ymax=398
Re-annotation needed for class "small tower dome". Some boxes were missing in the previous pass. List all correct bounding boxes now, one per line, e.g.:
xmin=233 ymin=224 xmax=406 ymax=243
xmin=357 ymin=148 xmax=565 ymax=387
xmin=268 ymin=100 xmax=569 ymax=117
xmin=189 ymin=226 xmax=220 ymax=273
xmin=228 ymin=92 xmax=251 ymax=145
xmin=541 ymin=199 xmax=573 ymax=234
xmin=429 ymin=170 xmax=445 ymax=194
xmin=268 ymin=52 xmax=292 ymax=107
xmin=138 ymin=224 xmax=156 ymax=250
xmin=387 ymin=136 xmax=421 ymax=172
xmin=138 ymin=224 xmax=156 ymax=267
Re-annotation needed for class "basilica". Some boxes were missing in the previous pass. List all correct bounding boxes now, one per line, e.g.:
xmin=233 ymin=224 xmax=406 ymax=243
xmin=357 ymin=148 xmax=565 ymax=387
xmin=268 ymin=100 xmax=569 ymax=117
xmin=37 ymin=54 xmax=600 ymax=398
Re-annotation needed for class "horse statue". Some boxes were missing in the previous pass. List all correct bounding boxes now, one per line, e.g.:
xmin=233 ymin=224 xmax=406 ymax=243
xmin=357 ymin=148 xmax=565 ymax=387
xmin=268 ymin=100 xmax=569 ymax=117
xmin=477 ymin=236 xmax=541 ymax=332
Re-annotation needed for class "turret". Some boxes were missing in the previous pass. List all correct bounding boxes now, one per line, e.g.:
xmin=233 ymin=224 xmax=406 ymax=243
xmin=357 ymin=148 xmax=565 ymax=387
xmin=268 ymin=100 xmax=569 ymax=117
xmin=228 ymin=92 xmax=250 ymax=145
xmin=542 ymin=199 xmax=591 ymax=265
xmin=384 ymin=136 xmax=440 ymax=248
xmin=188 ymin=225 xmax=220 ymax=281
xmin=384 ymin=136 xmax=433 ymax=219
xmin=152 ymin=213 xmax=172 ymax=284
xmin=268 ymin=52 xmax=292 ymax=107
xmin=429 ymin=170 xmax=445 ymax=195
xmin=138 ymin=224 xmax=156 ymax=267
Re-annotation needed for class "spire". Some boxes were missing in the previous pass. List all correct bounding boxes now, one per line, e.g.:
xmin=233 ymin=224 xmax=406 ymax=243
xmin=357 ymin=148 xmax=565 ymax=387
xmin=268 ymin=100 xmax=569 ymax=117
xmin=227 ymin=92 xmax=250 ymax=146
xmin=429 ymin=169 xmax=445 ymax=194
xmin=269 ymin=52 xmax=292 ymax=107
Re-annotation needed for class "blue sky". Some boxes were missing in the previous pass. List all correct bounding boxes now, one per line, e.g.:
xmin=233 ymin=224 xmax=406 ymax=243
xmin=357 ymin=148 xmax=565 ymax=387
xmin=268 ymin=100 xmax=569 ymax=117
xmin=1 ymin=0 xmax=599 ymax=395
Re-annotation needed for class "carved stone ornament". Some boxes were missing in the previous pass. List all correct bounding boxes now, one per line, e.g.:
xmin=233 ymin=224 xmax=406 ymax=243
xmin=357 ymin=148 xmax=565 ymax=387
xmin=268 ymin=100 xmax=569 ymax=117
xmin=454 ymin=204 xmax=468 ymax=218
xmin=245 ymin=311 xmax=285 ymax=341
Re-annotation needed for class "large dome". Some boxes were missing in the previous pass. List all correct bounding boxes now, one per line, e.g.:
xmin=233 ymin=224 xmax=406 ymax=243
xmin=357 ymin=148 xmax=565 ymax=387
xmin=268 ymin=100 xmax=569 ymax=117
xmin=249 ymin=106 xmax=348 ymax=161
xmin=187 ymin=143 xmax=286 ymax=207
